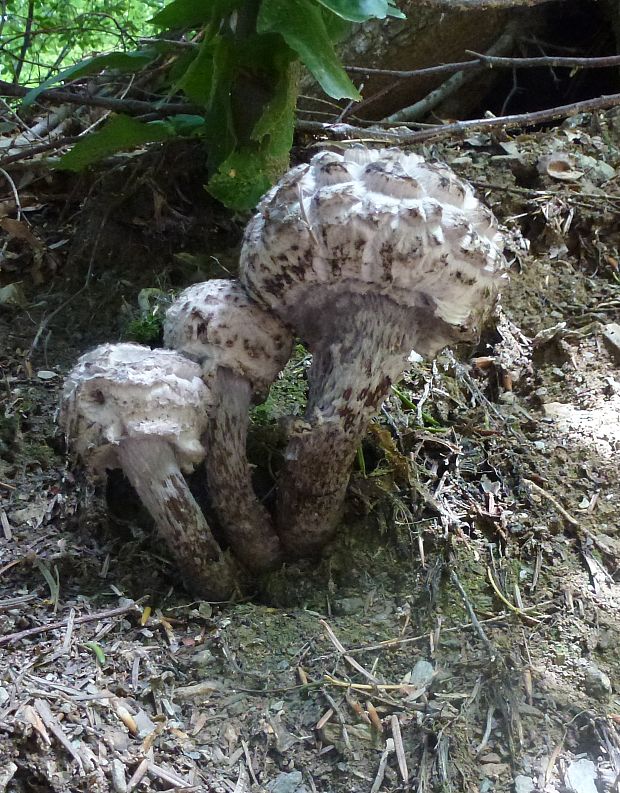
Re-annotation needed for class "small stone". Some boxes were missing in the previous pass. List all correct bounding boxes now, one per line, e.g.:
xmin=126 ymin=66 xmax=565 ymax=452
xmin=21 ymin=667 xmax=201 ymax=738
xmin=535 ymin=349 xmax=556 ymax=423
xmin=534 ymin=387 xmax=548 ymax=397
xmin=565 ymin=758 xmax=598 ymax=793
xmin=514 ymin=774 xmax=535 ymax=793
xmin=332 ymin=596 xmax=365 ymax=616
xmin=408 ymin=659 xmax=435 ymax=688
xmin=602 ymin=323 xmax=620 ymax=363
xmin=37 ymin=370 xmax=58 ymax=380
xmin=266 ymin=771 xmax=309 ymax=793
xmin=192 ymin=648 xmax=216 ymax=667
xmin=583 ymin=663 xmax=612 ymax=699
xmin=0 ymin=762 xmax=17 ymax=789
xmin=110 ymin=759 xmax=127 ymax=793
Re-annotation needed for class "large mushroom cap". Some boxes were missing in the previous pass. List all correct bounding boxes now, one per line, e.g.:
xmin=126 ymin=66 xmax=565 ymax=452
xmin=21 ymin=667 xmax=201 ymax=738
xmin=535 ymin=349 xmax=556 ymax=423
xmin=60 ymin=343 xmax=211 ymax=473
xmin=240 ymin=147 xmax=508 ymax=357
xmin=163 ymin=279 xmax=293 ymax=397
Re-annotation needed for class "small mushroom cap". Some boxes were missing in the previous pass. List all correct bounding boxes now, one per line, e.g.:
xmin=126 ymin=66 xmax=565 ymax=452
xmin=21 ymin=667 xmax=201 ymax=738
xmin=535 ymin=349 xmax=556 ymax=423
xmin=60 ymin=343 xmax=211 ymax=474
xmin=163 ymin=279 xmax=293 ymax=396
xmin=240 ymin=148 xmax=508 ymax=355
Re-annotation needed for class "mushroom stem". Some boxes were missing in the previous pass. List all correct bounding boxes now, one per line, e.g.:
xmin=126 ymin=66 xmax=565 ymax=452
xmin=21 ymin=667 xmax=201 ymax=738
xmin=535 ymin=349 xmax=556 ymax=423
xmin=204 ymin=368 xmax=282 ymax=571
xmin=116 ymin=436 xmax=237 ymax=600
xmin=276 ymin=292 xmax=434 ymax=557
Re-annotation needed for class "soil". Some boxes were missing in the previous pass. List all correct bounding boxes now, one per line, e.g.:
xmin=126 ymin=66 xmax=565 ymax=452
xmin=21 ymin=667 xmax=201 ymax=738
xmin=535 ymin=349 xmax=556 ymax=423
xmin=1 ymin=114 xmax=620 ymax=793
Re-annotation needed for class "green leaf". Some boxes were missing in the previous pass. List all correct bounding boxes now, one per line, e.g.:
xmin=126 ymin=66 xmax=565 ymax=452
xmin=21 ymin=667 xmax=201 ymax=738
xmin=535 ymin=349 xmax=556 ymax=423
xmin=35 ymin=559 xmax=60 ymax=612
xmin=315 ymin=0 xmax=404 ymax=22
xmin=57 ymin=115 xmax=172 ymax=171
xmin=166 ymin=114 xmax=207 ymax=136
xmin=22 ymin=50 xmax=158 ymax=108
xmin=150 ymin=0 xmax=241 ymax=29
xmin=207 ymin=147 xmax=273 ymax=210
xmin=175 ymin=37 xmax=215 ymax=105
xmin=257 ymin=0 xmax=360 ymax=100
xmin=84 ymin=641 xmax=106 ymax=665
xmin=203 ymin=36 xmax=237 ymax=168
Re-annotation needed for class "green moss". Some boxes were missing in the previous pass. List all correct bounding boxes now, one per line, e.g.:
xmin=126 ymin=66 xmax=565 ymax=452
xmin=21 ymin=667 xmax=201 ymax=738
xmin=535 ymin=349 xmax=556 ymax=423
xmin=251 ymin=343 xmax=309 ymax=426
xmin=121 ymin=287 xmax=173 ymax=345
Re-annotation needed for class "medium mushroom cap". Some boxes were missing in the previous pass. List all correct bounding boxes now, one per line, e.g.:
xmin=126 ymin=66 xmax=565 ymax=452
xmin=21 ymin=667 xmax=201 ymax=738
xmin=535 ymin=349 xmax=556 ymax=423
xmin=163 ymin=279 xmax=293 ymax=398
xmin=240 ymin=147 xmax=507 ymax=356
xmin=60 ymin=342 xmax=211 ymax=473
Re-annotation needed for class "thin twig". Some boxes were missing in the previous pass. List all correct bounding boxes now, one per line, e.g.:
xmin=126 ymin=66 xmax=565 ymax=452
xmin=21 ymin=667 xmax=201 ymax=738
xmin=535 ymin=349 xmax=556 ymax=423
xmin=319 ymin=619 xmax=379 ymax=684
xmin=522 ymin=478 xmax=579 ymax=527
xmin=468 ymin=51 xmax=620 ymax=69
xmin=12 ymin=0 xmax=34 ymax=85
xmin=0 ymin=602 xmax=139 ymax=646
xmin=322 ymin=689 xmax=352 ymax=752
xmin=385 ymin=23 xmax=517 ymax=123
xmin=0 ymin=78 xmax=199 ymax=116
xmin=296 ymin=91 xmax=620 ymax=144
xmin=449 ymin=570 xmax=496 ymax=659
xmin=345 ymin=51 xmax=620 ymax=79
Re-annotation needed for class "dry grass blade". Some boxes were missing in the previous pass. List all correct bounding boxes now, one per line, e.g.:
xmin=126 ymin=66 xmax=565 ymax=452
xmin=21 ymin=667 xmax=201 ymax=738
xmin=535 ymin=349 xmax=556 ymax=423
xmin=370 ymin=738 xmax=394 ymax=793
xmin=319 ymin=619 xmax=379 ymax=683
xmin=34 ymin=699 xmax=85 ymax=774
xmin=390 ymin=715 xmax=408 ymax=783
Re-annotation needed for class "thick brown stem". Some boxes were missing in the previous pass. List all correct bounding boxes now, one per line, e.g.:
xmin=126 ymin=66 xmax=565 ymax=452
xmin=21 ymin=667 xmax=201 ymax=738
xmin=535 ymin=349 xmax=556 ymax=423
xmin=204 ymin=369 xmax=282 ymax=572
xmin=276 ymin=294 xmax=430 ymax=557
xmin=117 ymin=437 xmax=237 ymax=600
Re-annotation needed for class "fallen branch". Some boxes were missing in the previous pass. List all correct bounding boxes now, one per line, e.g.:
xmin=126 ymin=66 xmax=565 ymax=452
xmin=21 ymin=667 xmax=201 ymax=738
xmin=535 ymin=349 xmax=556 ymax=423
xmin=297 ymin=91 xmax=620 ymax=144
xmin=0 ymin=78 xmax=200 ymax=116
xmin=385 ymin=23 xmax=517 ymax=123
xmin=412 ymin=0 xmax=562 ymax=7
xmin=0 ymin=601 xmax=140 ymax=647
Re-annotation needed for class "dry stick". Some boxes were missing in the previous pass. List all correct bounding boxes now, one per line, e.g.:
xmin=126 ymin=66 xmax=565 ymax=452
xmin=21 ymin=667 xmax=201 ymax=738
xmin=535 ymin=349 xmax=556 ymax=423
xmin=0 ymin=602 xmax=139 ymax=647
xmin=522 ymin=478 xmax=579 ymax=527
xmin=321 ymin=689 xmax=352 ymax=752
xmin=391 ymin=715 xmax=408 ymax=783
xmin=370 ymin=739 xmax=394 ymax=793
xmin=449 ymin=570 xmax=496 ymax=660
xmin=0 ymin=78 xmax=199 ymax=116
xmin=385 ymin=23 xmax=518 ymax=123
xmin=413 ymin=0 xmax=559 ymax=7
xmin=319 ymin=619 xmax=379 ymax=684
xmin=34 ymin=698 xmax=85 ymax=773
xmin=345 ymin=52 xmax=620 ymax=79
xmin=0 ymin=134 xmax=84 ymax=166
xmin=296 ymin=91 xmax=620 ymax=145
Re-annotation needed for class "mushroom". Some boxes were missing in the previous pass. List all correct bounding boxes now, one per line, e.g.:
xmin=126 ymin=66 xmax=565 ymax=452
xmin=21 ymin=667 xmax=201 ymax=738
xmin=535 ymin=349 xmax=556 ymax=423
xmin=240 ymin=147 xmax=507 ymax=557
xmin=163 ymin=279 xmax=293 ymax=571
xmin=60 ymin=342 xmax=237 ymax=599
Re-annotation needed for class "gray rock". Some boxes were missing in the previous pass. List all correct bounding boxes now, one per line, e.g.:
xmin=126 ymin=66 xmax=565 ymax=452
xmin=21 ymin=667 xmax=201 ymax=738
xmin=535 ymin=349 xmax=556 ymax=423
xmin=266 ymin=771 xmax=309 ymax=793
xmin=514 ymin=774 xmax=535 ymax=793
xmin=565 ymin=758 xmax=598 ymax=793
xmin=583 ymin=663 xmax=612 ymax=699
xmin=332 ymin=596 xmax=365 ymax=616
xmin=409 ymin=659 xmax=435 ymax=688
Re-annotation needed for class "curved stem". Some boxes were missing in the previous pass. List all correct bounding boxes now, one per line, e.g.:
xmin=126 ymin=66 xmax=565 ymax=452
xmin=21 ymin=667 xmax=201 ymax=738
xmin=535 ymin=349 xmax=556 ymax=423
xmin=117 ymin=437 xmax=238 ymax=600
xmin=204 ymin=369 xmax=282 ymax=572
xmin=276 ymin=294 xmax=424 ymax=557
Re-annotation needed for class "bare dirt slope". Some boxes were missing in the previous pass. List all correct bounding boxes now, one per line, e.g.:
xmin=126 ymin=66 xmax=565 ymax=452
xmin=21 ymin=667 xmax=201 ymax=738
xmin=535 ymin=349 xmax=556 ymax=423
xmin=1 ymin=113 xmax=620 ymax=793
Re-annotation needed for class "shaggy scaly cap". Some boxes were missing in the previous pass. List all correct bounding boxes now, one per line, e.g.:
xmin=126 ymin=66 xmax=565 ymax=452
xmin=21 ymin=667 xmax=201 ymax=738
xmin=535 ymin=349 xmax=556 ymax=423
xmin=164 ymin=279 xmax=293 ymax=397
xmin=240 ymin=147 xmax=507 ymax=356
xmin=60 ymin=343 xmax=211 ymax=473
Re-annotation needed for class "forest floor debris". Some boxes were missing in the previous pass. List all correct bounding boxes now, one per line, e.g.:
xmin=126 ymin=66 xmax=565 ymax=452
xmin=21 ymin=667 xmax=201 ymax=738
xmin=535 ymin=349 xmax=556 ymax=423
xmin=1 ymin=112 xmax=620 ymax=792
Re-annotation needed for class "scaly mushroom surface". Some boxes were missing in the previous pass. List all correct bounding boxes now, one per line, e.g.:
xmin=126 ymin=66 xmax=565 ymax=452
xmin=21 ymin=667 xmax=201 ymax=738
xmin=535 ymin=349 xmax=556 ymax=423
xmin=164 ymin=279 xmax=293 ymax=571
xmin=60 ymin=342 xmax=237 ymax=599
xmin=240 ymin=147 xmax=508 ymax=557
